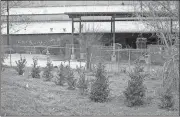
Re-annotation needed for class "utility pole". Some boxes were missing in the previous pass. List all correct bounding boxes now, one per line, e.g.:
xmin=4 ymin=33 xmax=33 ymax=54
xmin=7 ymin=1 xmax=12 ymax=66
xmin=178 ymin=1 xmax=180 ymax=116
xmin=0 ymin=0 xmax=2 ymax=73
xmin=111 ymin=15 xmax=116 ymax=62
xmin=7 ymin=1 xmax=9 ymax=45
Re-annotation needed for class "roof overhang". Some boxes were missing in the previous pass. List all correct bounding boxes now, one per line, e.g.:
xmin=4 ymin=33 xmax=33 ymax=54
xmin=65 ymin=12 xmax=136 ymax=18
xmin=64 ymin=11 xmax=174 ymax=18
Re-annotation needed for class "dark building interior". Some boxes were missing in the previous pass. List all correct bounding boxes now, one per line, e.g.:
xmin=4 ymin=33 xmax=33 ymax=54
xmin=101 ymin=33 xmax=159 ymax=48
xmin=2 ymin=32 xmax=159 ymax=49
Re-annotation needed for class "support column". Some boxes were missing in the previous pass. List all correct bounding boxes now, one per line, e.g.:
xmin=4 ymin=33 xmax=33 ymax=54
xmin=79 ymin=17 xmax=82 ymax=33
xmin=71 ymin=18 xmax=75 ymax=60
xmin=79 ymin=17 xmax=84 ymax=59
xmin=111 ymin=17 xmax=113 ymax=33
xmin=111 ymin=15 xmax=116 ymax=62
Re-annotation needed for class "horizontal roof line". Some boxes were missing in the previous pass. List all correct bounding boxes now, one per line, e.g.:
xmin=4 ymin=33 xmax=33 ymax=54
xmin=65 ymin=11 xmax=175 ymax=18
xmin=1 ymin=20 xmax=72 ymax=23
xmin=2 ymin=18 xmax=177 ymax=23
xmin=10 ymin=4 xmax=137 ymax=8
xmin=1 ymin=31 xmax=161 ymax=35
xmin=2 ymin=12 xmax=141 ymax=16
xmin=1 ymin=13 xmax=66 ymax=16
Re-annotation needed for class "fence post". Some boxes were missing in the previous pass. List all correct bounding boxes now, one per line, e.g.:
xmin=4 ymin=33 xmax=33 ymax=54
xmin=147 ymin=47 xmax=151 ymax=73
xmin=10 ymin=46 xmax=12 ymax=67
xmin=148 ymin=51 xmax=151 ymax=73
xmin=69 ymin=48 xmax=71 ymax=67
xmin=80 ymin=60 xmax=81 ymax=68
xmin=128 ymin=49 xmax=131 ymax=68
xmin=118 ymin=49 xmax=119 ymax=73
xmin=86 ymin=47 xmax=91 ymax=70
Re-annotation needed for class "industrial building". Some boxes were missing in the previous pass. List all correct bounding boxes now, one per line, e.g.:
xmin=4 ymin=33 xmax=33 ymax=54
xmin=1 ymin=1 xmax=178 ymax=49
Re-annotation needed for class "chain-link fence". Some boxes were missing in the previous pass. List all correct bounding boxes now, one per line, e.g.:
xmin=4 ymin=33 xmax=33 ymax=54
xmin=3 ymin=45 xmax=82 ymax=68
xmin=90 ymin=45 xmax=150 ymax=73
xmin=3 ymin=44 xmax=172 ymax=73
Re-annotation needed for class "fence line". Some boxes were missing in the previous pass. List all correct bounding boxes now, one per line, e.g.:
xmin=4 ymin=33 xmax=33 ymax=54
xmin=3 ymin=44 xmax=169 ymax=73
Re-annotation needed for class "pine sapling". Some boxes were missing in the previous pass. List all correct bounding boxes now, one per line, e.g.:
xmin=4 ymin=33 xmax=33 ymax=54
xmin=31 ymin=57 xmax=41 ymax=78
xmin=1 ymin=45 xmax=6 ymax=72
xmin=123 ymin=63 xmax=147 ymax=107
xmin=15 ymin=56 xmax=27 ymax=75
xmin=90 ymin=62 xmax=110 ymax=103
xmin=1 ymin=57 xmax=4 ymax=72
xmin=55 ymin=63 xmax=66 ymax=86
xmin=43 ymin=58 xmax=54 ymax=81
xmin=66 ymin=69 xmax=76 ymax=90
xmin=77 ymin=70 xmax=89 ymax=95
xmin=158 ymin=90 xmax=175 ymax=110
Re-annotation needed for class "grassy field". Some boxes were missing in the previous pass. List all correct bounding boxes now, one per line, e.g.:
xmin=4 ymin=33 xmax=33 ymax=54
xmin=1 ymin=67 xmax=178 ymax=116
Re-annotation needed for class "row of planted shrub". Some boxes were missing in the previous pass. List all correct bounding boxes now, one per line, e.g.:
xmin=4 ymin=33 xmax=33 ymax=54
xmin=14 ymin=56 xmax=177 ymax=110
xmin=15 ymin=56 xmax=77 ymax=89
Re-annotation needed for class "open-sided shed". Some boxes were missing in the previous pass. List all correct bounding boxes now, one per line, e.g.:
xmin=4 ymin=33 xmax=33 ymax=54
xmin=64 ymin=11 xmax=176 ymax=60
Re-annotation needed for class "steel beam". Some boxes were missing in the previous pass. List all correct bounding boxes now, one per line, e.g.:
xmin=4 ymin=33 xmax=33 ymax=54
xmin=79 ymin=17 xmax=81 ymax=33
xmin=111 ymin=15 xmax=116 ymax=62
xmin=71 ymin=18 xmax=75 ymax=60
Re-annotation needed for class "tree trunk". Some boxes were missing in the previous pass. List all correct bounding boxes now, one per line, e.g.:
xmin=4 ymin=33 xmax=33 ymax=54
xmin=86 ymin=46 xmax=91 ymax=70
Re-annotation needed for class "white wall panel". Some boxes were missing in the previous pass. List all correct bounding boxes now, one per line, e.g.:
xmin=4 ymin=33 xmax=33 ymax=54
xmin=3 ymin=5 xmax=139 ymax=15
xmin=3 ymin=21 xmax=176 ymax=34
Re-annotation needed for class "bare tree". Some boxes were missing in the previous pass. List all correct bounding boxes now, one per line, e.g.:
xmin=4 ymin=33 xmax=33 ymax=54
xmin=78 ymin=21 xmax=104 ymax=70
xmin=134 ymin=1 xmax=179 ymax=47
xmin=1 ymin=1 xmax=33 ymax=67
xmin=0 ymin=1 xmax=3 ymax=71
xmin=133 ymin=1 xmax=179 ymax=93
xmin=1 ymin=1 xmax=33 ymax=39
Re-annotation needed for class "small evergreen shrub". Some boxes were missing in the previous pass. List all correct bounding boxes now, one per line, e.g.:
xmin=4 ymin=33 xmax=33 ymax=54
xmin=134 ymin=61 xmax=144 ymax=73
xmin=158 ymin=90 xmax=175 ymax=110
xmin=90 ymin=63 xmax=110 ymax=103
xmin=43 ymin=58 xmax=54 ymax=81
xmin=31 ymin=57 xmax=41 ymax=78
xmin=123 ymin=63 xmax=147 ymax=107
xmin=76 ymin=66 xmax=86 ymax=74
xmin=66 ymin=68 xmax=76 ymax=90
xmin=55 ymin=63 xmax=66 ymax=86
xmin=15 ymin=56 xmax=27 ymax=75
xmin=1 ymin=57 xmax=4 ymax=71
xmin=77 ymin=70 xmax=89 ymax=95
xmin=1 ymin=46 xmax=5 ymax=71
xmin=0 ymin=46 xmax=4 ymax=71
xmin=76 ymin=65 xmax=84 ymax=73
xmin=63 ymin=65 xmax=71 ymax=75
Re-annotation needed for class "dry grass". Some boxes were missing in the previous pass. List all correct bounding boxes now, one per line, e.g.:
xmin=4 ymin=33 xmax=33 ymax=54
xmin=1 ymin=67 xmax=178 ymax=116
